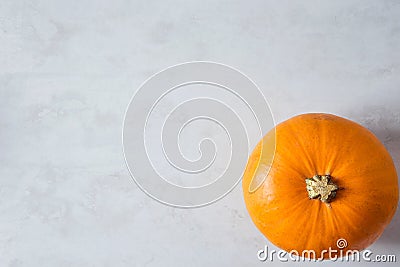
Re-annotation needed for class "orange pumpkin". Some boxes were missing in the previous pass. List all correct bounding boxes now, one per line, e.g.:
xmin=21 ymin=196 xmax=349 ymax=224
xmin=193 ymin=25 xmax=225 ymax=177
xmin=242 ymin=113 xmax=398 ymax=259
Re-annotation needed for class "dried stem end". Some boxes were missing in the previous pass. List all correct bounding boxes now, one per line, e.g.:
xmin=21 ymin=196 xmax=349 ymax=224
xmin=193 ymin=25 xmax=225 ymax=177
xmin=305 ymin=175 xmax=339 ymax=204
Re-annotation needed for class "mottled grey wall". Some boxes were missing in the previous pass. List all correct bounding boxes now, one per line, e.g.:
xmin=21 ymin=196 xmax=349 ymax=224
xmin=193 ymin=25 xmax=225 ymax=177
xmin=1 ymin=0 xmax=399 ymax=266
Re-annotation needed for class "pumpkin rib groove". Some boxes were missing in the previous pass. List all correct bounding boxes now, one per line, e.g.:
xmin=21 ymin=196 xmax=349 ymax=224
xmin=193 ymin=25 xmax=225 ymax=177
xmin=305 ymin=201 xmax=322 ymax=250
xmin=285 ymin=120 xmax=316 ymax=175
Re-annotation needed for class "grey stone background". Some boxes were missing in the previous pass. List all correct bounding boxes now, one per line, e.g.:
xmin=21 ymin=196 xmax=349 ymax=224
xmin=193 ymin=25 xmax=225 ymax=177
xmin=1 ymin=0 xmax=399 ymax=266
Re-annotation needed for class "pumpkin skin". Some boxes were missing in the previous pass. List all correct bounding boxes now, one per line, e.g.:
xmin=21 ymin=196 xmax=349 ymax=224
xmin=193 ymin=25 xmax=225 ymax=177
xmin=242 ymin=113 xmax=398 ymax=259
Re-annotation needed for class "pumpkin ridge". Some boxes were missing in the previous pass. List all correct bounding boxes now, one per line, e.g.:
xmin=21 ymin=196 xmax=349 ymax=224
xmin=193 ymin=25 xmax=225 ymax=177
xmin=284 ymin=121 xmax=316 ymax=175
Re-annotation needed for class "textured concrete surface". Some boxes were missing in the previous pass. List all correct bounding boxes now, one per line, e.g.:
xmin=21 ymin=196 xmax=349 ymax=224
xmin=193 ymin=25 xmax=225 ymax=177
xmin=1 ymin=0 xmax=400 ymax=266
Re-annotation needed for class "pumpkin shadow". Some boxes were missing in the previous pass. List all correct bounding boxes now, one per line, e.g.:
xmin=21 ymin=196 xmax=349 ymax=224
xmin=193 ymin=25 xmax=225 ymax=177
xmin=367 ymin=126 xmax=400 ymax=245
xmin=378 ymin=206 xmax=400 ymax=244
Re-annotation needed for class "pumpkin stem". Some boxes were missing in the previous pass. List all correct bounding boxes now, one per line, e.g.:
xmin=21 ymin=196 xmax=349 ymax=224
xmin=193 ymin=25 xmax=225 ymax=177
xmin=305 ymin=175 xmax=339 ymax=205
